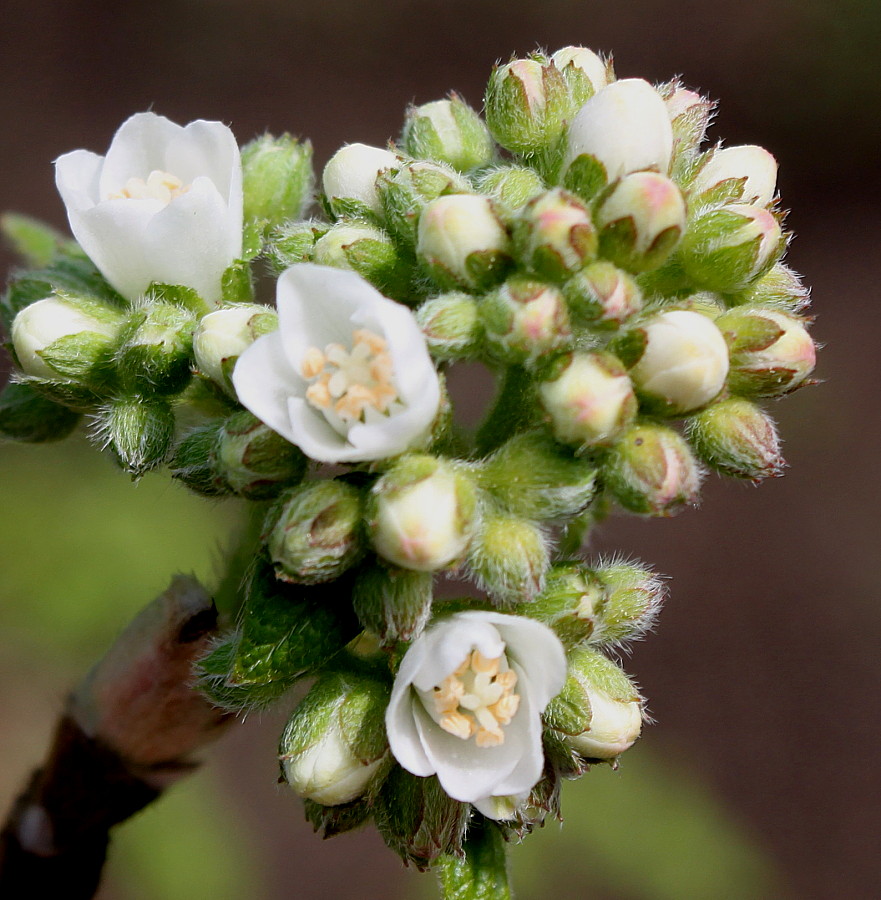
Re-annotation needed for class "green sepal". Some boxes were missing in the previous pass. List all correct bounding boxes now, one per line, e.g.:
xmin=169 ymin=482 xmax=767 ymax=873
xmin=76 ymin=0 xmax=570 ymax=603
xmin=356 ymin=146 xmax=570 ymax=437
xmin=169 ymin=422 xmax=229 ymax=497
xmin=435 ymin=820 xmax=511 ymax=900
xmin=610 ymin=326 xmax=648 ymax=369
xmin=145 ymin=282 xmax=207 ymax=315
xmin=17 ymin=374 xmax=104 ymax=411
xmin=716 ymin=311 xmax=785 ymax=354
xmin=544 ymin=672 xmax=592 ymax=735
xmin=220 ymin=259 xmax=255 ymax=305
xmin=0 ymin=380 xmax=81 ymax=442
xmin=303 ymin=797 xmax=373 ymax=839
xmin=100 ymin=395 xmax=176 ymax=477
xmin=563 ymin=153 xmax=607 ymax=202
xmin=351 ymin=561 xmax=433 ymax=646
xmin=38 ymin=331 xmax=117 ymax=380
xmin=462 ymin=248 xmax=514 ymax=293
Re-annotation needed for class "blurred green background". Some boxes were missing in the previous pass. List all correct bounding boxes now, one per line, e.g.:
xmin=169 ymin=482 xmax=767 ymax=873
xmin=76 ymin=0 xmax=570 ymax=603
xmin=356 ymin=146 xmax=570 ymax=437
xmin=2 ymin=1 xmax=880 ymax=898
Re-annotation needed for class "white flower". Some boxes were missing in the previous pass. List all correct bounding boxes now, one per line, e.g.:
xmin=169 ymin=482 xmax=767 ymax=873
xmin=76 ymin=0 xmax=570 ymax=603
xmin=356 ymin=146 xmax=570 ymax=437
xmin=55 ymin=112 xmax=243 ymax=306
xmin=386 ymin=611 xmax=566 ymax=816
xmin=232 ymin=264 xmax=441 ymax=463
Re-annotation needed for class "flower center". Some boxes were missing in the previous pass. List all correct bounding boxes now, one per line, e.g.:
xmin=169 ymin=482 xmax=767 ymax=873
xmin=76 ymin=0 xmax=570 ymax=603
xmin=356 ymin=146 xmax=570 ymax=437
xmin=110 ymin=170 xmax=190 ymax=204
xmin=431 ymin=649 xmax=520 ymax=748
xmin=301 ymin=328 xmax=402 ymax=427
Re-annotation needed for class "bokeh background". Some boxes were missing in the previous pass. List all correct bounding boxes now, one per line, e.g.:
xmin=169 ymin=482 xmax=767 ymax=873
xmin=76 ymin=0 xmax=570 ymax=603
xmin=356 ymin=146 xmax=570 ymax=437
xmin=2 ymin=1 xmax=880 ymax=898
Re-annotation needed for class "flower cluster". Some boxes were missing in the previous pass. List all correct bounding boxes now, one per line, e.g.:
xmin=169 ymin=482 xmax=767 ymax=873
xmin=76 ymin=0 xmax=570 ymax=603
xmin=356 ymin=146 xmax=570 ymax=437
xmin=1 ymin=44 xmax=816 ymax=889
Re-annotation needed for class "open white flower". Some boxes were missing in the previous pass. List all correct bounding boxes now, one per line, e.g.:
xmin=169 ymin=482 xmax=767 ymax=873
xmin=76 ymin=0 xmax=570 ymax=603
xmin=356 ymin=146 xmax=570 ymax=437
xmin=233 ymin=264 xmax=441 ymax=463
xmin=55 ymin=112 xmax=243 ymax=306
xmin=386 ymin=611 xmax=566 ymax=817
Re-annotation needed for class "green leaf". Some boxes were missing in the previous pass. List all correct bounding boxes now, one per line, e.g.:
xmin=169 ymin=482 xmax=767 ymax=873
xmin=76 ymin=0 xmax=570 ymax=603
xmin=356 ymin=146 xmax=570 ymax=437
xmin=0 ymin=381 xmax=81 ymax=443
xmin=436 ymin=820 xmax=511 ymax=900
xmin=1 ymin=213 xmax=69 ymax=267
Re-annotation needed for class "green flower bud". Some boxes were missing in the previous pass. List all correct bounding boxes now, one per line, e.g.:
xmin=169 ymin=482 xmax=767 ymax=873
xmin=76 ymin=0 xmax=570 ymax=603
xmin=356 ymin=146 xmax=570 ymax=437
xmin=663 ymin=84 xmax=715 ymax=180
xmin=241 ymin=133 xmax=314 ymax=228
xmin=467 ymin=508 xmax=549 ymax=604
xmin=538 ymin=351 xmax=637 ymax=448
xmin=728 ymin=262 xmax=810 ymax=313
xmin=604 ymin=423 xmax=702 ymax=516
xmin=402 ymin=95 xmax=494 ymax=172
xmin=415 ymin=292 xmax=482 ymax=360
xmin=592 ymin=558 xmax=665 ymax=646
xmin=100 ymin=395 xmax=175 ymax=476
xmin=477 ymin=430 xmax=598 ymax=520
xmin=595 ymin=172 xmax=686 ymax=273
xmin=322 ymin=143 xmax=400 ymax=221
xmin=679 ymin=204 xmax=786 ymax=293
xmin=266 ymin=480 xmax=365 ymax=584
xmin=351 ymin=562 xmax=433 ymax=646
xmin=620 ymin=309 xmax=729 ymax=414
xmin=280 ymin=671 xmax=391 ymax=806
xmin=114 ymin=301 xmax=197 ymax=395
xmin=715 ymin=306 xmax=816 ymax=397
xmin=563 ymin=261 xmax=643 ymax=328
xmin=377 ymin=159 xmax=472 ymax=248
xmin=264 ymin=220 xmax=320 ymax=274
xmin=0 ymin=380 xmax=81 ymax=443
xmin=169 ymin=421 xmax=229 ymax=496
xmin=368 ymin=454 xmax=477 ymax=572
xmin=473 ymin=164 xmax=546 ymax=216
xmin=417 ymin=194 xmax=512 ymax=291
xmin=545 ymin=647 xmax=643 ymax=760
xmin=689 ymin=144 xmax=777 ymax=209
xmin=518 ymin=561 xmax=605 ymax=647
xmin=11 ymin=295 xmax=122 ymax=382
xmin=192 ymin=304 xmax=278 ymax=395
xmin=550 ymin=46 xmax=610 ymax=105
xmin=312 ymin=222 xmax=410 ymax=300
xmin=485 ymin=57 xmax=572 ymax=155
xmin=480 ymin=278 xmax=571 ymax=365
xmin=512 ymin=188 xmax=597 ymax=281
xmin=687 ymin=397 xmax=783 ymax=481
xmin=216 ymin=410 xmax=307 ymax=499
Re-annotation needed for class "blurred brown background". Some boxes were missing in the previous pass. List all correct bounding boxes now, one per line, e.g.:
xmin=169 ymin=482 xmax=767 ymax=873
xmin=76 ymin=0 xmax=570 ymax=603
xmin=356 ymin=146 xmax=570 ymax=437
xmin=1 ymin=1 xmax=880 ymax=898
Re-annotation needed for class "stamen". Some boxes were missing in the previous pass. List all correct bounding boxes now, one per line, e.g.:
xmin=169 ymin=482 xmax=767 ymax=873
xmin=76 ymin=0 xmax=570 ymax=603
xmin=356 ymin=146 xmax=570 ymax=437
xmin=110 ymin=169 xmax=190 ymax=204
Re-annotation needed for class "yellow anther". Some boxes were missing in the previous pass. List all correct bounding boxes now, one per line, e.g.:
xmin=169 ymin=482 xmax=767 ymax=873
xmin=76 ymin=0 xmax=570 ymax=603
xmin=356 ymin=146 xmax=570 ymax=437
xmin=111 ymin=169 xmax=189 ymax=203
xmin=301 ymin=347 xmax=326 ymax=379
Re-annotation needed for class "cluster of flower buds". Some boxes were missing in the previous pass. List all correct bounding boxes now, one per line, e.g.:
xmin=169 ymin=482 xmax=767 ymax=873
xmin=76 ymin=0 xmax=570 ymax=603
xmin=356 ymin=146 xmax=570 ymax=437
xmin=1 ymin=44 xmax=817 ymax=891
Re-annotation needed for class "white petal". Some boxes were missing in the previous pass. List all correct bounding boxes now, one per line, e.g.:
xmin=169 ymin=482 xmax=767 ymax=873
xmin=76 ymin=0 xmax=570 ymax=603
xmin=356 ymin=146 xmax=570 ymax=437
xmin=489 ymin=614 xmax=568 ymax=708
xmin=385 ymin=690 xmax=434 ymax=777
xmin=166 ymin=119 xmax=243 ymax=207
xmin=54 ymin=149 xmax=104 ymax=211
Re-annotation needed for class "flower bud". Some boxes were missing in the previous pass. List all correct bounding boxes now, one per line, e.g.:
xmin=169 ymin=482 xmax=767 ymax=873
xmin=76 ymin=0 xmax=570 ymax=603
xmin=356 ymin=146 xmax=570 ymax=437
xmin=351 ymin=562 xmax=433 ymax=646
xmin=280 ymin=671 xmax=391 ymax=806
xmin=621 ymin=309 xmax=729 ymax=414
xmin=193 ymin=304 xmax=278 ymax=394
xmin=312 ymin=222 xmax=410 ymax=300
xmin=730 ymin=262 xmax=810 ymax=313
xmin=264 ymin=220 xmax=319 ymax=273
xmin=687 ymin=397 xmax=783 ymax=480
xmin=114 ymin=301 xmax=197 ymax=395
xmin=477 ymin=430 xmax=598 ymax=520
xmin=241 ymin=133 xmax=314 ymax=228
xmin=538 ymin=351 xmax=637 ymax=448
xmin=401 ymin=95 xmax=494 ymax=172
xmin=0 ymin=380 xmax=81 ymax=443
xmin=11 ymin=295 xmax=122 ymax=381
xmin=550 ymin=46 xmax=610 ymax=105
xmin=512 ymin=188 xmax=598 ymax=281
xmin=415 ymin=292 xmax=482 ymax=360
xmin=592 ymin=559 xmax=665 ymax=646
xmin=663 ymin=83 xmax=714 ymax=178
xmin=417 ymin=194 xmax=512 ymax=291
xmin=563 ymin=79 xmax=673 ymax=200
xmin=322 ymin=143 xmax=399 ymax=220
xmin=518 ymin=561 xmax=605 ymax=647
xmin=715 ymin=307 xmax=816 ymax=397
xmin=679 ymin=204 xmax=785 ymax=293
xmin=100 ymin=395 xmax=176 ymax=476
xmin=216 ymin=410 xmax=307 ymax=499
xmin=377 ymin=160 xmax=471 ymax=247
xmin=595 ymin=172 xmax=686 ymax=273
xmin=563 ymin=261 xmax=643 ymax=328
xmin=485 ymin=57 xmax=572 ymax=155
xmin=169 ymin=421 xmax=228 ymax=496
xmin=473 ymin=165 xmax=546 ymax=216
xmin=690 ymin=145 xmax=777 ymax=209
xmin=480 ymin=278 xmax=571 ymax=364
xmin=545 ymin=647 xmax=643 ymax=760
xmin=266 ymin=480 xmax=365 ymax=584
xmin=603 ymin=423 xmax=702 ymax=516
xmin=368 ymin=455 xmax=477 ymax=572
xmin=467 ymin=508 xmax=550 ymax=604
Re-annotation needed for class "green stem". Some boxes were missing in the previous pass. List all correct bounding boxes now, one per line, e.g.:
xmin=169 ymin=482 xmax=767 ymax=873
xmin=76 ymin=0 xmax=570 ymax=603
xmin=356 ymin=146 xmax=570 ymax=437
xmin=475 ymin=365 xmax=536 ymax=457
xmin=436 ymin=820 xmax=511 ymax=900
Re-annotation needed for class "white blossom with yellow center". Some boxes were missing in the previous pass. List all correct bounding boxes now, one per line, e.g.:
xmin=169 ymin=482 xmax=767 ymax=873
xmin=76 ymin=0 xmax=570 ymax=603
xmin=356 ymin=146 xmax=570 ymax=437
xmin=386 ymin=611 xmax=566 ymax=818
xmin=233 ymin=264 xmax=441 ymax=463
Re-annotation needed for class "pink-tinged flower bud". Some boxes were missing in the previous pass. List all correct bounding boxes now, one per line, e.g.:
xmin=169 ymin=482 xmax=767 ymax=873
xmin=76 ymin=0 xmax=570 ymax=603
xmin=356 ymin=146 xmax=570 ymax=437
xmin=417 ymin=194 xmax=512 ymax=291
xmin=715 ymin=306 xmax=816 ymax=397
xmin=679 ymin=204 xmax=786 ymax=293
xmin=538 ymin=351 xmax=637 ymax=448
xmin=690 ymin=145 xmax=778 ymax=208
xmin=621 ymin=309 xmax=729 ymax=414
xmin=401 ymin=95 xmax=494 ymax=172
xmin=512 ymin=188 xmax=598 ymax=281
xmin=563 ymin=261 xmax=643 ymax=328
xmin=551 ymin=46 xmax=610 ymax=105
xmin=687 ymin=397 xmax=784 ymax=481
xmin=563 ymin=79 xmax=673 ymax=199
xmin=604 ymin=423 xmax=702 ymax=516
xmin=322 ymin=143 xmax=400 ymax=220
xmin=594 ymin=172 xmax=686 ymax=273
